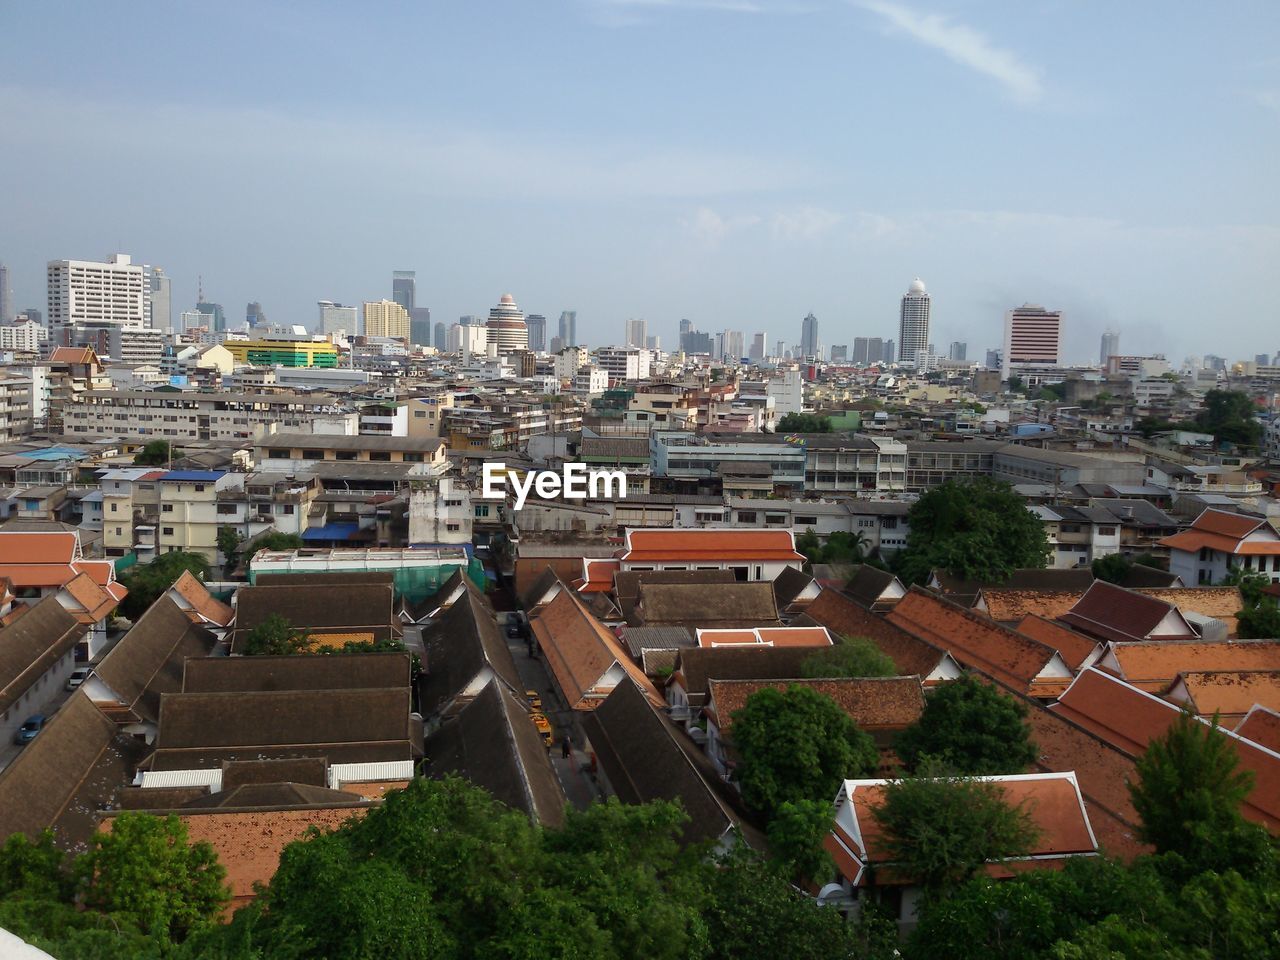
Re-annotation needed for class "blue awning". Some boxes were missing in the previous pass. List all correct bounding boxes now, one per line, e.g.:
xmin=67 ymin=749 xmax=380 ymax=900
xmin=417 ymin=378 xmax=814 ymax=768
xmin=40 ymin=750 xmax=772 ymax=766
xmin=301 ymin=522 xmax=362 ymax=541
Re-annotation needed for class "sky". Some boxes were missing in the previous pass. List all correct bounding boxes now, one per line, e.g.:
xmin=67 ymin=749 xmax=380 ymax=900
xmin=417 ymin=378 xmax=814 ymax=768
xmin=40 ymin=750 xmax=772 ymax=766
xmin=1 ymin=1 xmax=1277 ymax=363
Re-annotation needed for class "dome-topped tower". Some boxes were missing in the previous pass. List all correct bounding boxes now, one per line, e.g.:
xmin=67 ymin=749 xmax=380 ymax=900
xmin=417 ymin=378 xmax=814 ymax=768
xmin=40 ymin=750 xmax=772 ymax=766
xmin=908 ymin=277 xmax=926 ymax=294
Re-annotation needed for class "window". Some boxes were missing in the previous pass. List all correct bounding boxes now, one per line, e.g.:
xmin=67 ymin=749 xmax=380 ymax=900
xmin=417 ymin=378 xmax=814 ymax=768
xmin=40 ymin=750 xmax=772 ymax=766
xmin=402 ymin=453 xmax=423 ymax=462
xmin=162 ymin=504 xmax=174 ymax=513
xmin=369 ymin=452 xmax=392 ymax=462
xmin=194 ymin=484 xmax=205 ymax=492
xmin=162 ymin=526 xmax=174 ymax=536
xmin=303 ymin=449 xmax=325 ymax=460
xmin=269 ymin=449 xmax=289 ymax=458
xmin=216 ymin=504 xmax=237 ymax=515
xmin=110 ymin=503 xmax=118 ymax=513
xmin=281 ymin=504 xmax=294 ymax=515
xmin=446 ymin=523 xmax=460 ymax=532
xmin=882 ymin=518 xmax=898 ymax=530
xmin=765 ymin=513 xmax=786 ymax=525
xmin=795 ymin=515 xmax=818 ymax=526
xmin=737 ymin=511 xmax=757 ymax=524
xmin=475 ymin=505 xmax=491 ymax=518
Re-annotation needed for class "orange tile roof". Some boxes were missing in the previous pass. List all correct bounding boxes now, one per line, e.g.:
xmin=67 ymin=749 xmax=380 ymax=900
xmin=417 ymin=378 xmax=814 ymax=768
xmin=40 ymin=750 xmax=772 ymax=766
xmin=580 ymin=558 xmax=620 ymax=593
xmin=62 ymin=571 xmax=121 ymax=623
xmin=982 ymin=589 xmax=1083 ymax=623
xmin=801 ymin=588 xmax=952 ymax=679
xmin=1236 ymin=706 xmax=1280 ymax=752
xmin=0 ymin=563 xmax=78 ymax=588
xmin=707 ymin=676 xmax=923 ymax=734
xmin=169 ymin=570 xmax=234 ymax=627
xmin=48 ymin=345 xmax=99 ymax=365
xmin=1014 ymin=615 xmax=1100 ymax=672
xmin=1134 ymin=587 xmax=1243 ymax=636
xmin=0 ymin=531 xmax=79 ymax=565
xmin=1160 ymin=530 xmax=1280 ymax=556
xmin=887 ymin=587 xmax=1067 ymax=695
xmin=1058 ymin=581 xmax=1196 ymax=645
xmin=622 ymin=528 xmax=804 ymax=563
xmin=1190 ymin=508 xmax=1268 ymax=539
xmin=1169 ymin=670 xmax=1280 ymax=720
xmin=696 ymin=626 xmax=833 ymax=648
xmin=1101 ymin=640 xmax=1280 ymax=692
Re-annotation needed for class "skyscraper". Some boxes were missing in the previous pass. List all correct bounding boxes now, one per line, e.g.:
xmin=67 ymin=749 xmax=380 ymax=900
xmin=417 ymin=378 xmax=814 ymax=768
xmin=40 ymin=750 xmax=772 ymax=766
xmin=749 ymin=333 xmax=766 ymax=361
xmin=392 ymin=270 xmax=416 ymax=311
xmin=679 ymin=318 xmax=693 ymax=337
xmin=317 ymin=301 xmax=358 ymax=336
xmin=1002 ymin=304 xmax=1063 ymax=380
xmin=852 ymin=337 xmax=884 ymax=366
xmin=487 ymin=294 xmax=529 ymax=355
xmin=897 ymin=278 xmax=930 ymax=365
xmin=800 ymin=312 xmax=820 ymax=360
xmin=148 ymin=267 xmax=171 ymax=332
xmin=434 ymin=321 xmax=447 ymax=351
xmin=0 ymin=262 xmax=13 ymax=323
xmin=1100 ymin=330 xmax=1120 ymax=367
xmin=948 ymin=341 xmax=967 ymax=361
xmin=246 ymin=302 xmax=267 ymax=328
xmin=364 ymin=299 xmax=411 ymax=340
xmin=526 ymin=314 xmax=546 ymax=352
xmin=47 ymin=254 xmax=149 ymax=342
xmin=410 ymin=308 xmax=432 ymax=347
xmin=830 ymin=344 xmax=848 ymax=363
xmin=624 ymin=318 xmax=647 ymax=348
xmin=558 ymin=310 xmax=577 ymax=348
xmin=883 ymin=340 xmax=895 ymax=364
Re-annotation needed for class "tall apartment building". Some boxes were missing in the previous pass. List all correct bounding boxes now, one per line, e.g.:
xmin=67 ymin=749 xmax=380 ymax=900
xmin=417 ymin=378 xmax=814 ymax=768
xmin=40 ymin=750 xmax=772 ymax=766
xmin=624 ymin=318 xmax=647 ymax=348
xmin=486 ymin=294 xmax=528 ymax=355
xmin=148 ymin=267 xmax=171 ymax=331
xmin=246 ymin=302 xmax=267 ymax=328
xmin=433 ymin=321 xmax=447 ymax=351
xmin=558 ymin=310 xmax=577 ymax=348
xmin=364 ymin=299 xmax=411 ymax=340
xmin=317 ymin=301 xmax=359 ymax=336
xmin=1100 ymin=330 xmax=1120 ymax=367
xmin=852 ymin=337 xmax=884 ymax=366
xmin=409 ymin=308 xmax=432 ymax=347
xmin=526 ymin=314 xmax=546 ymax=352
xmin=898 ymin=278 xmax=930 ymax=366
xmin=595 ymin=347 xmax=651 ymax=382
xmin=750 ymin=333 xmax=767 ymax=361
xmin=722 ymin=330 xmax=745 ymax=361
xmin=47 ymin=254 xmax=149 ymax=342
xmin=949 ymin=341 xmax=967 ymax=361
xmin=0 ymin=319 xmax=48 ymax=354
xmin=1001 ymin=304 xmax=1063 ymax=380
xmin=800 ymin=312 xmax=820 ymax=360
xmin=392 ymin=270 xmax=416 ymax=311
xmin=0 ymin=262 xmax=12 ymax=323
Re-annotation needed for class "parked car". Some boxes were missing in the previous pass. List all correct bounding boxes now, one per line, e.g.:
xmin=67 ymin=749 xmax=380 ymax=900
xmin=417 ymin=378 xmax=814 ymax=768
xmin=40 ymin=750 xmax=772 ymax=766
xmin=525 ymin=689 xmax=542 ymax=710
xmin=13 ymin=715 xmax=46 ymax=745
xmin=506 ymin=624 xmax=524 ymax=640
xmin=66 ymin=667 xmax=91 ymax=690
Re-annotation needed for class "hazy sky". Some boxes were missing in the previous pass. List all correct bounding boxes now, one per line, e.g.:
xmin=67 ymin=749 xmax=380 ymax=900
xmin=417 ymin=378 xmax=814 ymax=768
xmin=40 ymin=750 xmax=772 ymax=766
xmin=1 ymin=1 xmax=1277 ymax=362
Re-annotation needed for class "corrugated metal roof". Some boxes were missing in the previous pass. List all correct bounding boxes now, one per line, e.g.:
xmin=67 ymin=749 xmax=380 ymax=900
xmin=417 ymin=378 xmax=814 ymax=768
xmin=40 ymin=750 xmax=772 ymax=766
xmin=140 ymin=768 xmax=223 ymax=790
xmin=329 ymin=760 xmax=415 ymax=789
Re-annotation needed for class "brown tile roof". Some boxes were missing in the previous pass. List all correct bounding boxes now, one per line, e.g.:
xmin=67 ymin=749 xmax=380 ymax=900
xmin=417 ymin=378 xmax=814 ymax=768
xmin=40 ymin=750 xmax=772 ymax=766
xmin=772 ymin=565 xmax=818 ymax=611
xmin=1058 ymin=581 xmax=1196 ymax=644
xmin=420 ymin=580 xmax=525 ymax=719
xmin=181 ymin=782 xmax=368 ymax=810
xmin=583 ymin=679 xmax=754 ymax=847
xmin=1236 ymin=705 xmax=1280 ymax=752
xmin=1014 ymin=614 xmax=1101 ymax=672
xmin=844 ymin=565 xmax=904 ymax=610
xmin=801 ymin=588 xmax=952 ymax=679
xmin=253 ymin=571 xmax=396 ymax=588
xmin=515 ymin=550 xmax=616 ymax=603
xmin=616 ymin=568 xmax=737 ymax=612
xmin=92 ymin=596 xmax=218 ymax=723
xmin=150 ymin=687 xmax=415 ymax=770
xmin=169 ymin=570 xmax=234 ymax=626
xmin=422 ymin=677 xmax=566 ymax=827
xmin=222 ymin=758 xmax=329 ymax=789
xmin=0 ymin=594 xmax=84 ymax=715
xmin=706 ymin=677 xmax=924 ymax=734
xmin=231 ymin=581 xmax=400 ymax=652
xmin=1134 ymin=587 xmax=1244 ymax=637
xmin=181 ymin=652 xmax=411 ymax=693
xmin=635 ymin=580 xmax=779 ymax=627
xmin=887 ymin=587 xmax=1069 ymax=696
xmin=48 ymin=345 xmax=100 ymax=365
xmin=531 ymin=589 xmax=663 ymax=711
xmin=667 ymin=645 xmax=823 ymax=707
xmin=0 ymin=692 xmax=147 ymax=852
xmin=1099 ymin=640 xmax=1280 ymax=692
xmin=1188 ymin=508 xmax=1268 ymax=539
xmin=621 ymin=528 xmax=804 ymax=564
xmin=981 ymin=589 xmax=1084 ymax=623
xmin=1168 ymin=670 xmax=1280 ymax=721
xmin=62 ymin=571 xmax=123 ymax=623
xmin=1054 ymin=668 xmax=1280 ymax=833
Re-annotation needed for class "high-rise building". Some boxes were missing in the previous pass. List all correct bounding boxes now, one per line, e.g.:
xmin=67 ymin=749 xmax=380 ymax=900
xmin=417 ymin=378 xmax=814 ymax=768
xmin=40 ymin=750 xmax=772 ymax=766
xmin=148 ymin=267 xmax=171 ymax=332
xmin=1100 ymin=330 xmax=1120 ymax=367
xmin=679 ymin=318 xmax=693 ymax=337
xmin=526 ymin=314 xmax=547 ymax=352
xmin=433 ymin=321 xmax=447 ymax=351
xmin=646 ymin=335 xmax=661 ymax=351
xmin=409 ymin=308 xmax=432 ymax=347
xmin=898 ymin=278 xmax=930 ymax=365
xmin=486 ymin=294 xmax=529 ymax=355
xmin=948 ymin=341 xmax=967 ymax=362
xmin=830 ymin=344 xmax=848 ymax=363
xmin=0 ymin=262 xmax=14 ymax=323
xmin=883 ymin=340 xmax=895 ymax=364
xmin=749 ymin=333 xmax=767 ymax=361
xmin=246 ymin=302 xmax=267 ymax=328
xmin=558 ymin=310 xmax=577 ymax=348
xmin=986 ymin=348 xmax=1002 ymax=371
xmin=852 ymin=337 xmax=884 ymax=366
xmin=681 ymin=330 xmax=712 ymax=354
xmin=392 ymin=271 xmax=416 ymax=311
xmin=800 ymin=312 xmax=820 ymax=360
xmin=47 ymin=254 xmax=149 ymax=341
xmin=196 ymin=300 xmax=226 ymax=333
xmin=317 ymin=301 xmax=359 ymax=336
xmin=722 ymin=329 xmax=745 ymax=360
xmin=1001 ymin=304 xmax=1063 ymax=380
xmin=364 ymin=299 xmax=411 ymax=340
xmin=624 ymin=318 xmax=647 ymax=348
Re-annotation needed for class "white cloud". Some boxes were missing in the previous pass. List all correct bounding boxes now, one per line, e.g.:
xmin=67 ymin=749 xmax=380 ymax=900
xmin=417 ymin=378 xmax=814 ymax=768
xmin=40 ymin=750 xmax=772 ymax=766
xmin=770 ymin=206 xmax=844 ymax=241
xmin=682 ymin=207 xmax=763 ymax=246
xmin=855 ymin=0 xmax=1044 ymax=104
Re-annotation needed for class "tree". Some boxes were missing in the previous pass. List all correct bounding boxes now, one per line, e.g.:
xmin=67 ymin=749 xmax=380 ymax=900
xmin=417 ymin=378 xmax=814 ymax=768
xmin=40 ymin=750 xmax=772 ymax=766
xmin=777 ymin=412 xmax=832 ymax=433
xmin=1222 ymin=564 xmax=1271 ymax=607
xmin=1237 ymin=601 xmax=1280 ymax=640
xmin=240 ymin=613 xmax=316 ymax=656
xmin=133 ymin=440 xmax=176 ymax=466
xmin=894 ymin=674 xmax=1038 ymax=775
xmin=1128 ymin=710 xmax=1259 ymax=870
xmin=766 ymin=799 xmax=834 ymax=886
xmin=871 ymin=767 xmax=1040 ymax=897
xmin=75 ymin=813 xmax=229 ymax=942
xmin=796 ymin=528 xmax=822 ymax=563
xmin=216 ymin=526 xmax=243 ymax=573
xmin=247 ymin=531 xmax=304 ymax=554
xmin=1091 ymin=552 xmax=1133 ymax=584
xmin=731 ymin=685 xmax=878 ymax=821
xmin=895 ymin=478 xmax=1050 ymax=584
xmin=0 ymin=831 xmax=69 ymax=902
xmin=800 ymin=637 xmax=897 ymax=679
xmin=1195 ymin=389 xmax=1262 ymax=449
xmin=120 ymin=551 xmax=212 ymax=619
xmin=797 ymin=528 xmax=871 ymax=566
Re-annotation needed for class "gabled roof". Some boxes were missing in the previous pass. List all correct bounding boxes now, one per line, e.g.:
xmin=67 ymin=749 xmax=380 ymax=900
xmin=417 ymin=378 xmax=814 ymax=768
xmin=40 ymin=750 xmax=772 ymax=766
xmin=580 ymin=557 xmax=620 ymax=593
xmin=979 ymin=589 xmax=1083 ymax=623
xmin=636 ymin=580 xmax=779 ymax=628
xmin=1096 ymin=640 xmax=1280 ymax=692
xmin=1165 ymin=670 xmax=1280 ymax=721
xmin=1014 ymin=615 xmax=1101 ymax=672
xmin=668 ymin=645 xmax=822 ymax=705
xmin=800 ymin=587 xmax=954 ymax=680
xmin=695 ymin=626 xmax=832 ymax=648
xmin=0 ymin=692 xmax=147 ymax=851
xmin=1236 ymin=705 xmax=1280 ymax=752
xmin=621 ymin=528 xmax=804 ymax=564
xmin=705 ymin=677 xmax=924 ymax=734
xmin=61 ymin=571 xmax=122 ymax=624
xmin=0 ymin=530 xmax=79 ymax=564
xmin=827 ymin=772 xmax=1097 ymax=887
xmin=887 ymin=588 xmax=1071 ymax=696
xmin=420 ymin=580 xmax=525 ymax=719
xmin=230 ymin=581 xmax=400 ymax=652
xmin=181 ymin=652 xmax=411 ymax=693
xmin=772 ymin=565 xmax=819 ymax=610
xmin=47 ymin=345 xmax=101 ymax=365
xmin=1134 ymin=587 xmax=1243 ymax=637
xmin=0 ymin=595 xmax=85 ymax=715
xmin=92 ymin=595 xmax=218 ymax=723
xmin=531 ymin=589 xmax=663 ymax=711
xmin=583 ymin=679 xmax=749 ymax=847
xmin=1160 ymin=508 xmax=1280 ymax=555
xmin=519 ymin=565 xmax=565 ymax=613
xmin=1058 ymin=581 xmax=1197 ymax=645
xmin=167 ymin=570 xmax=233 ymax=627
xmin=422 ymin=677 xmax=566 ymax=827
xmin=844 ymin=565 xmax=905 ymax=610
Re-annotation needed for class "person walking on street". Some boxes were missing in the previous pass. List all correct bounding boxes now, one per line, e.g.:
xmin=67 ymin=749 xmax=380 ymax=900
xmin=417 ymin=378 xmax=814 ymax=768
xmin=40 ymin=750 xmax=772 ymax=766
xmin=561 ymin=736 xmax=571 ymax=759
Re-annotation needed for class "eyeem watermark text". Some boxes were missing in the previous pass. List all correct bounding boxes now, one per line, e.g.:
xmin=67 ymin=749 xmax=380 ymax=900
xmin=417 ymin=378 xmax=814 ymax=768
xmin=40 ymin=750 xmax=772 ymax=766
xmin=482 ymin=462 xmax=627 ymax=511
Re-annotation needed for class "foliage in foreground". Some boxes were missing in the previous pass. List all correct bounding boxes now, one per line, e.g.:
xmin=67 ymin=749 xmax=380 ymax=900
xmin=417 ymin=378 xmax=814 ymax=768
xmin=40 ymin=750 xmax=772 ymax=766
xmin=119 ymin=551 xmax=212 ymax=620
xmin=800 ymin=637 xmax=897 ymax=679
xmin=894 ymin=673 xmax=1038 ymax=775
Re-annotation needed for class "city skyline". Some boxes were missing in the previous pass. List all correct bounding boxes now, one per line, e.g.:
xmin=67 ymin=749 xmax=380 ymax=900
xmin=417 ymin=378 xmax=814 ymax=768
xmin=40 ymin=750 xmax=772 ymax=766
xmin=1 ymin=3 xmax=1276 ymax=360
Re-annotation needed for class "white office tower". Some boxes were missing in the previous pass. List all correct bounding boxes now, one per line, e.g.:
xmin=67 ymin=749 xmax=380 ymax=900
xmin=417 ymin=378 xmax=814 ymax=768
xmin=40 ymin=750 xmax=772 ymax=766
xmin=47 ymin=254 xmax=149 ymax=343
xmin=148 ymin=266 xmax=171 ymax=331
xmin=485 ymin=294 xmax=528 ymax=355
xmin=1001 ymin=304 xmax=1063 ymax=380
xmin=897 ymin=278 xmax=930 ymax=366
xmin=1100 ymin=330 xmax=1120 ymax=367
xmin=624 ymin=318 xmax=647 ymax=348
xmin=317 ymin=301 xmax=359 ymax=336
